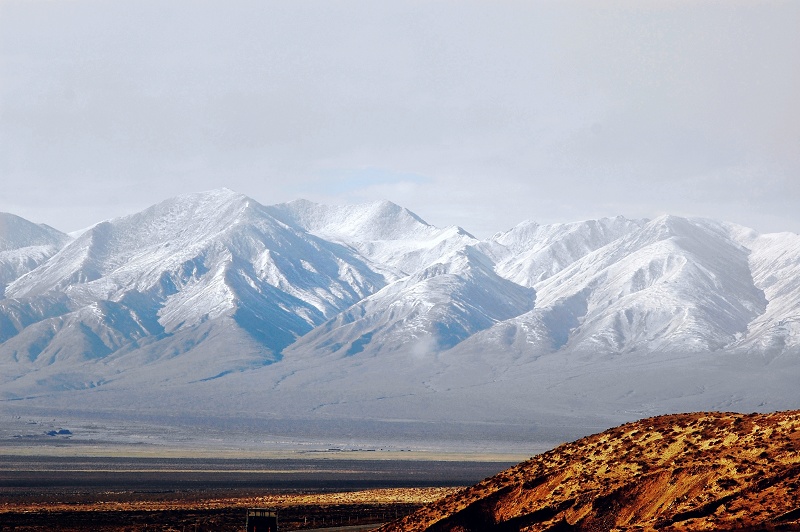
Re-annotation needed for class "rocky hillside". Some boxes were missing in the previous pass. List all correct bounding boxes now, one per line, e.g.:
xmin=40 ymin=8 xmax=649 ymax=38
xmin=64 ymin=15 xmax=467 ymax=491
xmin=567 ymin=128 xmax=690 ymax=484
xmin=378 ymin=410 xmax=800 ymax=531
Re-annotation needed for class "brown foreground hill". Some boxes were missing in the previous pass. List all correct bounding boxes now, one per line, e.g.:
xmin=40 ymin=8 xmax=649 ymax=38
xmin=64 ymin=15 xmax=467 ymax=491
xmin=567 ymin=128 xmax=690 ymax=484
xmin=377 ymin=411 xmax=800 ymax=532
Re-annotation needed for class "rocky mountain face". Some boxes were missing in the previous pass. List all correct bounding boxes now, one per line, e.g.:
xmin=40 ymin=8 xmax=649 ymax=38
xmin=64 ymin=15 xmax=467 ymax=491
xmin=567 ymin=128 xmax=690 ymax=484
xmin=378 ymin=410 xmax=800 ymax=532
xmin=0 ymin=189 xmax=798 ymax=434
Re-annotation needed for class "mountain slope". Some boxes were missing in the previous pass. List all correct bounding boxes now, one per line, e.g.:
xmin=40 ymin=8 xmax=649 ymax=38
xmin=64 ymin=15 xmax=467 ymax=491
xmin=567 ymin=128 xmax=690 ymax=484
xmin=379 ymin=410 xmax=800 ymax=532
xmin=735 ymin=230 xmax=800 ymax=354
xmin=0 ymin=190 xmax=388 ymax=386
xmin=462 ymin=216 xmax=768 ymax=357
xmin=284 ymin=245 xmax=534 ymax=360
xmin=0 ymin=213 xmax=71 ymax=298
xmin=267 ymin=198 xmax=477 ymax=278
xmin=480 ymin=216 xmax=643 ymax=287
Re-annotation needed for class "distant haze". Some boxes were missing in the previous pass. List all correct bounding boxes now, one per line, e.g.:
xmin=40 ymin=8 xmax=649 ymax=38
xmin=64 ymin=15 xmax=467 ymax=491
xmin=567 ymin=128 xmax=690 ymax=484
xmin=1 ymin=1 xmax=798 ymax=237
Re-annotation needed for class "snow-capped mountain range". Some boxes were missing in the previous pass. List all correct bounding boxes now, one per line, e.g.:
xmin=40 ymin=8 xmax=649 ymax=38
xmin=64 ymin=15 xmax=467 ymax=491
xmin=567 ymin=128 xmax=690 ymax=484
xmin=1 ymin=189 xmax=798 ymax=446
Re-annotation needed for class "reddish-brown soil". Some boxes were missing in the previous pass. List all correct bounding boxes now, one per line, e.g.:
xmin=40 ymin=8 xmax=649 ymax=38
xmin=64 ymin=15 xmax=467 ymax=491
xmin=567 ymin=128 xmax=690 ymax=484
xmin=378 ymin=411 xmax=800 ymax=531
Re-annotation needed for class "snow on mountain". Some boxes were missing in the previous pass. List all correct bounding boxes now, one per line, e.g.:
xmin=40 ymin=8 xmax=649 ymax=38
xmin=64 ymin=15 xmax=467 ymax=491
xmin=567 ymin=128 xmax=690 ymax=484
xmin=524 ymin=215 xmax=768 ymax=354
xmin=267 ymin=199 xmax=477 ymax=278
xmin=0 ymin=191 xmax=798 ymax=443
xmin=267 ymin=198 xmax=434 ymax=241
xmin=735 ymin=230 xmax=800 ymax=354
xmin=260 ymin=245 xmax=536 ymax=424
xmin=0 ymin=213 xmax=71 ymax=297
xmin=0 ymin=190 xmax=388 ymax=385
xmin=9 ymin=189 xmax=378 ymax=306
xmin=422 ymin=214 xmax=775 ymax=401
xmin=0 ymin=212 xmax=69 ymax=252
xmin=481 ymin=216 xmax=644 ymax=287
xmin=283 ymin=245 xmax=534 ymax=361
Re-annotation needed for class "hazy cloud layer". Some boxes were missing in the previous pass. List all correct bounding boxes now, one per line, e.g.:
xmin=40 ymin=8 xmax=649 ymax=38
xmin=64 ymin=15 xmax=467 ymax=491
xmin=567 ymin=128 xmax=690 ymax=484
xmin=2 ymin=1 xmax=798 ymax=236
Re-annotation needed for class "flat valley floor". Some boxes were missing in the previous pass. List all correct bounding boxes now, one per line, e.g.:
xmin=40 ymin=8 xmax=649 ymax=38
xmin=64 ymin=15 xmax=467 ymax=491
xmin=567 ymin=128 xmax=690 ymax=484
xmin=0 ymin=455 xmax=515 ymax=531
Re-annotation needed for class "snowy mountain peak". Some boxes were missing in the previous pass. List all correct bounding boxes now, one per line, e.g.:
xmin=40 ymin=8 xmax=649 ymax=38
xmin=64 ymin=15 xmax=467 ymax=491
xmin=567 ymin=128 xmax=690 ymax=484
xmin=5 ymin=190 xmax=262 ymax=297
xmin=0 ymin=213 xmax=72 ymax=298
xmin=266 ymin=198 xmax=436 ymax=242
xmin=641 ymin=214 xmax=702 ymax=237
xmin=0 ymin=213 xmax=70 ymax=251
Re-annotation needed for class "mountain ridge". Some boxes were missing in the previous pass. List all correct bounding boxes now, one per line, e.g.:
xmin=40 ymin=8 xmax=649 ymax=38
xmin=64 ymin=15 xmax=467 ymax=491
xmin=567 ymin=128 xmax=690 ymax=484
xmin=0 ymin=189 xmax=798 ymax=439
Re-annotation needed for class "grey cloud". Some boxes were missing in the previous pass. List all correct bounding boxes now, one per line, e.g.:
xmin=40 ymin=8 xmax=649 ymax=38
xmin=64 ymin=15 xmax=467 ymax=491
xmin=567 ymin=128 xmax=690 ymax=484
xmin=1 ymin=1 xmax=798 ymax=236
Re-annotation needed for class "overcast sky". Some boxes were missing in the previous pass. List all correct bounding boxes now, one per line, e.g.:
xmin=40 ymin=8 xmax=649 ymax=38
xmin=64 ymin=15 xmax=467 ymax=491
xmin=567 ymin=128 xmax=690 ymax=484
xmin=2 ymin=1 xmax=799 ymax=237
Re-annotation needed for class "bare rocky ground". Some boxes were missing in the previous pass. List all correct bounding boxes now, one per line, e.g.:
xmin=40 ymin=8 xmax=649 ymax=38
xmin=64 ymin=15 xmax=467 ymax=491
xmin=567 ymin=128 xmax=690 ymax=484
xmin=379 ymin=411 xmax=800 ymax=531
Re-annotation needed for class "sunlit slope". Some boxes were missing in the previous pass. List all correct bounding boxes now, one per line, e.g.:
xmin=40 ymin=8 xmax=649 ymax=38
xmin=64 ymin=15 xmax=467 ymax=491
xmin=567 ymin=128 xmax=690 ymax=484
xmin=380 ymin=410 xmax=800 ymax=531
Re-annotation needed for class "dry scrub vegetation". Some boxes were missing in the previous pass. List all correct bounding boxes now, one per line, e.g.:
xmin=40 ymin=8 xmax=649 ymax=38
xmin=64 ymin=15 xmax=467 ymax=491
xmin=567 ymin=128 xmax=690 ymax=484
xmin=378 ymin=410 xmax=800 ymax=532
xmin=0 ymin=487 xmax=456 ymax=514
